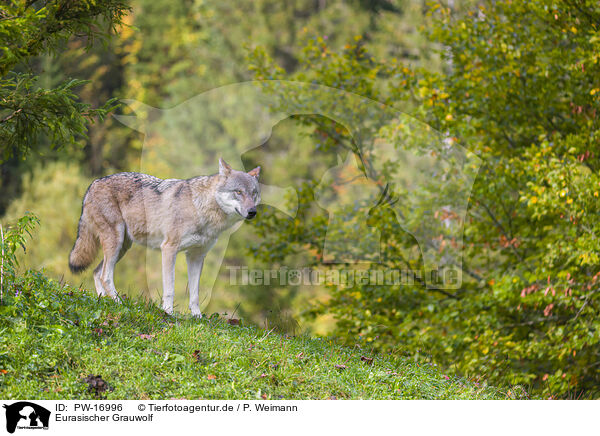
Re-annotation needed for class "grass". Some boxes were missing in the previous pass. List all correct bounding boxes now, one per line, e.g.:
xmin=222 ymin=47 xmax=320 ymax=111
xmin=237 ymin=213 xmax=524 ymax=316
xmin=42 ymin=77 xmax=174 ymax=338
xmin=0 ymin=270 xmax=513 ymax=399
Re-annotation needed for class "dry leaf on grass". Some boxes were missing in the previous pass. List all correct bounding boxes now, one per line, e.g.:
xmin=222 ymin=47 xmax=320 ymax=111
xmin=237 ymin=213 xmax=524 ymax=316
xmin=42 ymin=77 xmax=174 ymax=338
xmin=360 ymin=356 xmax=373 ymax=365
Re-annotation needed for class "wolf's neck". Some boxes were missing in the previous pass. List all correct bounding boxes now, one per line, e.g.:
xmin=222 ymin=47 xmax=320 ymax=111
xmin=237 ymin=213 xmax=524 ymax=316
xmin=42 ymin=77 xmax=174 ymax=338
xmin=188 ymin=175 xmax=229 ymax=221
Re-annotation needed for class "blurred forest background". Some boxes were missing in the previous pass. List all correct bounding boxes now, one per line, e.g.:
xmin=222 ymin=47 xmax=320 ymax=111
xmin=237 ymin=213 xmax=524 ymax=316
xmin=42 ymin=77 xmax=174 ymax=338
xmin=1 ymin=0 xmax=599 ymax=399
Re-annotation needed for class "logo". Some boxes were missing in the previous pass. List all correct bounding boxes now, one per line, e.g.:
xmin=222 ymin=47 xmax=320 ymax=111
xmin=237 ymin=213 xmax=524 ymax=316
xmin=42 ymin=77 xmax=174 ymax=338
xmin=115 ymin=80 xmax=480 ymax=308
xmin=2 ymin=402 xmax=50 ymax=434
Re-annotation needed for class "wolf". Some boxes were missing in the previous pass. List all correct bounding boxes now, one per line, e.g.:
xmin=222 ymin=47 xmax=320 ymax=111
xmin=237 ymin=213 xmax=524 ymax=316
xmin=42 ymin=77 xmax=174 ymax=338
xmin=68 ymin=158 xmax=260 ymax=317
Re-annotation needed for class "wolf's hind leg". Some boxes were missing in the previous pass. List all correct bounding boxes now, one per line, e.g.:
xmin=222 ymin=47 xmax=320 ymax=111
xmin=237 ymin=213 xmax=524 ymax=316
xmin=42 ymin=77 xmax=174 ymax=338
xmin=99 ymin=234 xmax=131 ymax=300
xmin=117 ymin=234 xmax=132 ymax=262
xmin=93 ymin=261 xmax=107 ymax=296
xmin=99 ymin=222 xmax=126 ymax=302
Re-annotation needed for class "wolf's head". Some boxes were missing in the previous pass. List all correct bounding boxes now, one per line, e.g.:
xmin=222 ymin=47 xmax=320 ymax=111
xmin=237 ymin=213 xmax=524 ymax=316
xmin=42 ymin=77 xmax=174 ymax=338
xmin=215 ymin=158 xmax=261 ymax=220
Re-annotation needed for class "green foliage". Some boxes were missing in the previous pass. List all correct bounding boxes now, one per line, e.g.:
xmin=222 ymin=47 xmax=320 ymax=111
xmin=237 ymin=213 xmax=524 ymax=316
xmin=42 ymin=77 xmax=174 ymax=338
xmin=248 ymin=1 xmax=600 ymax=398
xmin=0 ymin=0 xmax=129 ymax=161
xmin=427 ymin=0 xmax=600 ymax=399
xmin=4 ymin=162 xmax=92 ymax=280
xmin=0 ymin=0 xmax=129 ymax=75
xmin=0 ymin=74 xmax=119 ymax=160
xmin=0 ymin=269 xmax=510 ymax=399
xmin=0 ymin=212 xmax=38 ymax=284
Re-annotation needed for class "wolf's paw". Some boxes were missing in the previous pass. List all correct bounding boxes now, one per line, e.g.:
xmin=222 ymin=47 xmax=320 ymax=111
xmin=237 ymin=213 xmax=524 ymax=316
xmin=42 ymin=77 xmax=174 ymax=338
xmin=162 ymin=304 xmax=174 ymax=315
xmin=111 ymin=293 xmax=123 ymax=304
xmin=190 ymin=307 xmax=203 ymax=319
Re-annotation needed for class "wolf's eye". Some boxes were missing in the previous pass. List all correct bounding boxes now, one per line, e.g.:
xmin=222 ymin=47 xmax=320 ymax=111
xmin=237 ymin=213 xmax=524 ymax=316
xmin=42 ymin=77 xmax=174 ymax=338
xmin=234 ymin=190 xmax=242 ymax=196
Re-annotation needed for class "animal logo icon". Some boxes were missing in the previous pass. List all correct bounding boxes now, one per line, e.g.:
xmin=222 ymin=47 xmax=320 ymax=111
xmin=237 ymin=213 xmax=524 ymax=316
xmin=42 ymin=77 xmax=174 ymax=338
xmin=3 ymin=402 xmax=50 ymax=434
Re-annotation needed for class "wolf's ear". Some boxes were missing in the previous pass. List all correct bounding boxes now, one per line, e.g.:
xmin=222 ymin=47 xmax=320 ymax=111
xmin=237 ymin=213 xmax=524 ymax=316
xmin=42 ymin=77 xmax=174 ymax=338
xmin=247 ymin=166 xmax=261 ymax=180
xmin=219 ymin=158 xmax=232 ymax=175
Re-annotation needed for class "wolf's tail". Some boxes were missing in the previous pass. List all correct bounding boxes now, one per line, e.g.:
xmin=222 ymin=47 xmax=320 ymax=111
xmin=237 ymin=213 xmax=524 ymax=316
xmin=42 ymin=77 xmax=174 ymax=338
xmin=69 ymin=211 xmax=99 ymax=274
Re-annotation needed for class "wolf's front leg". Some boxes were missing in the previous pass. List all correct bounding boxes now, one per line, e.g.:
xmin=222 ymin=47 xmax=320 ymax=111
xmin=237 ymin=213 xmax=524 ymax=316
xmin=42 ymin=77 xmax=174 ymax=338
xmin=186 ymin=249 xmax=205 ymax=318
xmin=161 ymin=242 xmax=178 ymax=314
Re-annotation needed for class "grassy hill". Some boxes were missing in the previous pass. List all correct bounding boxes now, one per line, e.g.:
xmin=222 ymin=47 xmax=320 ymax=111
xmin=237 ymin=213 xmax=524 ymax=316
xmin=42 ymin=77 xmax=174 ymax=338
xmin=0 ymin=270 xmax=517 ymax=400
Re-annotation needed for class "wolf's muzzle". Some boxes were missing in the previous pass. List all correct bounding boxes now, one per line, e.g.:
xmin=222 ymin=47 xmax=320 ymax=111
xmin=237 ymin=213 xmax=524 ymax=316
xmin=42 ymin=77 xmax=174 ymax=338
xmin=246 ymin=207 xmax=257 ymax=219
